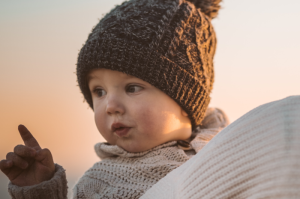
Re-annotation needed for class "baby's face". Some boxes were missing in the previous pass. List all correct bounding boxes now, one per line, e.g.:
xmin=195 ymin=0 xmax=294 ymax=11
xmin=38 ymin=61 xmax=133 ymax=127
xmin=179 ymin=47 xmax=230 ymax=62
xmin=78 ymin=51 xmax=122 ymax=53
xmin=88 ymin=68 xmax=191 ymax=152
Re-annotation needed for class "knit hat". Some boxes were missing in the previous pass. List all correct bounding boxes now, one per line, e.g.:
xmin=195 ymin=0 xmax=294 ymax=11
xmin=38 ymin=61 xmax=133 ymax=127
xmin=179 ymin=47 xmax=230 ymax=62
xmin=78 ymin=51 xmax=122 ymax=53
xmin=76 ymin=0 xmax=221 ymax=129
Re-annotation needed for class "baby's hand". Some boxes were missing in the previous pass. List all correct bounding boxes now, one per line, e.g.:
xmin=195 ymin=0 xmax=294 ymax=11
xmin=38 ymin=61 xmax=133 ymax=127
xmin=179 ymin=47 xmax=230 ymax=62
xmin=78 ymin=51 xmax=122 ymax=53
xmin=0 ymin=125 xmax=55 ymax=187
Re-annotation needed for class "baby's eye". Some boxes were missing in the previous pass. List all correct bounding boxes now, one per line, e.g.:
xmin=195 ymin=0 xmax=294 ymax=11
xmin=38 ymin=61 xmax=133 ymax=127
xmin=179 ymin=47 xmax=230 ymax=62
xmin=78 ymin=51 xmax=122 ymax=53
xmin=93 ymin=88 xmax=107 ymax=97
xmin=126 ymin=85 xmax=143 ymax=93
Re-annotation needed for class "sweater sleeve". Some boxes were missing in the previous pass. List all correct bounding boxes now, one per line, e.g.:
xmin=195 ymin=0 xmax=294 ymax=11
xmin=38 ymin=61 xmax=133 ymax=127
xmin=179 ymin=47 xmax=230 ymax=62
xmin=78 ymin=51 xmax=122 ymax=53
xmin=8 ymin=164 xmax=68 ymax=199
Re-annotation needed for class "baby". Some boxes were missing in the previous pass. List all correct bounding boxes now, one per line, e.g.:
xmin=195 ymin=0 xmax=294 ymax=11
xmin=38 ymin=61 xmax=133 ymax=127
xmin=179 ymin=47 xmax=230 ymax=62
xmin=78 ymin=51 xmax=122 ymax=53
xmin=0 ymin=0 xmax=228 ymax=198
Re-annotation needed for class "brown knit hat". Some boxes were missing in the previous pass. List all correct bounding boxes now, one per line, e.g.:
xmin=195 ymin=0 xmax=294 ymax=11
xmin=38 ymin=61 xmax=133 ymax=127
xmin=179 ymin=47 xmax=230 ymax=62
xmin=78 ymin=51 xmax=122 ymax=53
xmin=76 ymin=0 xmax=221 ymax=130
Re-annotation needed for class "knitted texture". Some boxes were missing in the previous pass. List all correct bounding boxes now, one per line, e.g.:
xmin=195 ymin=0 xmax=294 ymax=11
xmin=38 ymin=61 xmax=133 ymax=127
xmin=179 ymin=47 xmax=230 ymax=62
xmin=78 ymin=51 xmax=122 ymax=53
xmin=186 ymin=0 xmax=221 ymax=18
xmin=76 ymin=0 xmax=221 ymax=129
xmin=74 ymin=142 xmax=188 ymax=199
xmin=8 ymin=164 xmax=67 ymax=199
xmin=141 ymin=95 xmax=300 ymax=199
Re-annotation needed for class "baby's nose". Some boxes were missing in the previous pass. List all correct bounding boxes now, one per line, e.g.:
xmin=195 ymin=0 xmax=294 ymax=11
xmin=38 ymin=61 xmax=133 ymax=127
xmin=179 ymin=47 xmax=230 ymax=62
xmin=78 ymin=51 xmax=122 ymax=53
xmin=105 ymin=97 xmax=125 ymax=115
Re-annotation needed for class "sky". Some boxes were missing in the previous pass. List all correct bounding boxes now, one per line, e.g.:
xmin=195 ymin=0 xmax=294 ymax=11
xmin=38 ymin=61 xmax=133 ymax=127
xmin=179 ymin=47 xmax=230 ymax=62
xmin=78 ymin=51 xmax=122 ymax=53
xmin=0 ymin=0 xmax=300 ymax=198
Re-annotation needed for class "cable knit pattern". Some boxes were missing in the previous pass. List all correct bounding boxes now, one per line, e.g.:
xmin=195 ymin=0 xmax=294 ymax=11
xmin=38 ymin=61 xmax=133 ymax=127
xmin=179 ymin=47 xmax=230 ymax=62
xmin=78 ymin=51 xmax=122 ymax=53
xmin=141 ymin=95 xmax=300 ymax=199
xmin=74 ymin=142 xmax=188 ymax=199
xmin=186 ymin=0 xmax=222 ymax=19
xmin=76 ymin=0 xmax=220 ymax=129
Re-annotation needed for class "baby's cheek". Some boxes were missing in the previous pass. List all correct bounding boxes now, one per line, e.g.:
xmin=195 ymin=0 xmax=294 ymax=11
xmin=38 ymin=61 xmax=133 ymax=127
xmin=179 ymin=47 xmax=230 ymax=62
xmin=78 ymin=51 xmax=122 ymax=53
xmin=136 ymin=105 xmax=166 ymax=137
xmin=94 ymin=111 xmax=109 ymax=138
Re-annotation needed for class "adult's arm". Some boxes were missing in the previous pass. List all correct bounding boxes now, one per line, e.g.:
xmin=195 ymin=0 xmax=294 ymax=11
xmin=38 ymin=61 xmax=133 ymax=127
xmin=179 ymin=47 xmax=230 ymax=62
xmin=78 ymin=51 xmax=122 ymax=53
xmin=141 ymin=95 xmax=300 ymax=199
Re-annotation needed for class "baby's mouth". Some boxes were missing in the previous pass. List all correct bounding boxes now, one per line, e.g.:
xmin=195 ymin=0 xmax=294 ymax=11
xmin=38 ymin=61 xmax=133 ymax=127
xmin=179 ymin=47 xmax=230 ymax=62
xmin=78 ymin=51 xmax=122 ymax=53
xmin=111 ymin=122 xmax=131 ymax=137
xmin=114 ymin=127 xmax=131 ymax=137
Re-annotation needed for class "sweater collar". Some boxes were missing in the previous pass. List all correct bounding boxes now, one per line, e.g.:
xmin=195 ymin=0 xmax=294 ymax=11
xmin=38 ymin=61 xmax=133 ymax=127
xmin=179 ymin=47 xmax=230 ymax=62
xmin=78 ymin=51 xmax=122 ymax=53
xmin=95 ymin=141 xmax=177 ymax=159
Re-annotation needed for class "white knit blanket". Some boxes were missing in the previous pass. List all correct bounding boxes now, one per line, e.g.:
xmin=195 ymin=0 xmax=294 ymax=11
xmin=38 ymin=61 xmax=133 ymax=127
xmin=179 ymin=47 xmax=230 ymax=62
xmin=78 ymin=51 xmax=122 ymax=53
xmin=141 ymin=95 xmax=300 ymax=199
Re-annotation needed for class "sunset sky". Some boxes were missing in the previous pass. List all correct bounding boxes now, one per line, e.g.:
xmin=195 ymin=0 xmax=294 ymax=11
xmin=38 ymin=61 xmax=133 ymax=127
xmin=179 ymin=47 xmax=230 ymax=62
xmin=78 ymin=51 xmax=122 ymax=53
xmin=1 ymin=0 xmax=299 ymax=198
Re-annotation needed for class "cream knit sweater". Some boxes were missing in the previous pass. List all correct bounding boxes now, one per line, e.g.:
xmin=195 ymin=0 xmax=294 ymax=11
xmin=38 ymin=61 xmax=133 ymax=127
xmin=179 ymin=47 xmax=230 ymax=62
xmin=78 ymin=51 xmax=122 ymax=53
xmin=141 ymin=95 xmax=300 ymax=199
xmin=8 ymin=107 xmax=229 ymax=199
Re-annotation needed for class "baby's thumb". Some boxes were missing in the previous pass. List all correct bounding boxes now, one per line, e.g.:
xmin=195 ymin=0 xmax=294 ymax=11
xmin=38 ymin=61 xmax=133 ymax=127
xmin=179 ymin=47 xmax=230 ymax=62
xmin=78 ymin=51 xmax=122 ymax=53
xmin=35 ymin=148 xmax=55 ymax=168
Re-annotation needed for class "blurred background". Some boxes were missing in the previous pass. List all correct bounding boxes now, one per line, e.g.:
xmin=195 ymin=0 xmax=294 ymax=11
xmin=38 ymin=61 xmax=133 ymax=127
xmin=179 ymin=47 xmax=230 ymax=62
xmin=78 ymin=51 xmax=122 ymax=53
xmin=0 ymin=0 xmax=299 ymax=198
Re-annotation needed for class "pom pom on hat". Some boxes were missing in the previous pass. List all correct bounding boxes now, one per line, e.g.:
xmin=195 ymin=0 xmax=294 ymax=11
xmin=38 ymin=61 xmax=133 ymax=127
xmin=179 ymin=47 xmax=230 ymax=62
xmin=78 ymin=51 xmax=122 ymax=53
xmin=186 ymin=0 xmax=222 ymax=19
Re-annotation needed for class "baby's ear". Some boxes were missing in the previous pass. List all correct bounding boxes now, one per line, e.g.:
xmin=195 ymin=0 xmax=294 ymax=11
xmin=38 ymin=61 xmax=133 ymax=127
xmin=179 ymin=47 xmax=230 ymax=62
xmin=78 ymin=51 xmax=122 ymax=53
xmin=181 ymin=109 xmax=188 ymax=117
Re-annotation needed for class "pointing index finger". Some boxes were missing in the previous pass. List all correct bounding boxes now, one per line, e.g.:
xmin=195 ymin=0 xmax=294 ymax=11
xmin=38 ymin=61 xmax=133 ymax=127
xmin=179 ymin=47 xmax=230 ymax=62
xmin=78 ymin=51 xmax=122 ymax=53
xmin=18 ymin=125 xmax=41 ymax=150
